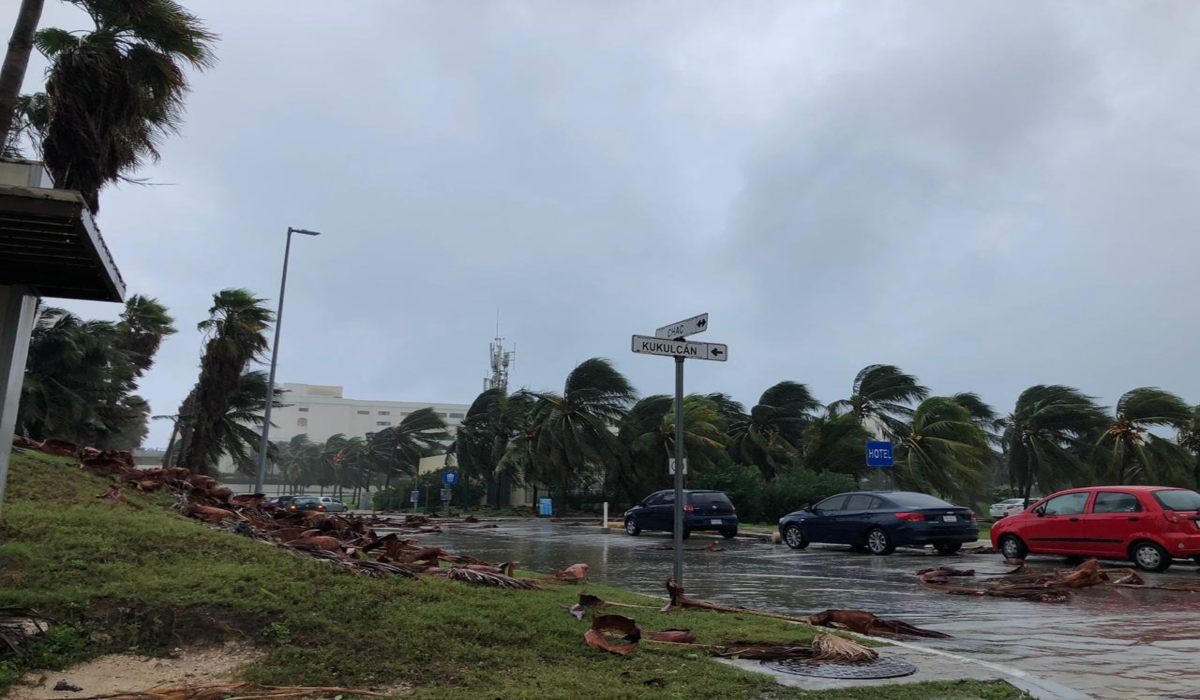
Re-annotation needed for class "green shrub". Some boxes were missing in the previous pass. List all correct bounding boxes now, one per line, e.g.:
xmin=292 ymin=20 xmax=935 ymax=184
xmin=693 ymin=464 xmax=856 ymax=523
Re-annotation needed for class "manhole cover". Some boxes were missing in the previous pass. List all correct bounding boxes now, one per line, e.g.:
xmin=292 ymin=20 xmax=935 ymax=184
xmin=761 ymin=656 xmax=918 ymax=679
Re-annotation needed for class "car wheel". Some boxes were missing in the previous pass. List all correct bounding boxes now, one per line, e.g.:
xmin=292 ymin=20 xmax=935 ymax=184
xmin=934 ymin=543 xmax=962 ymax=555
xmin=782 ymin=524 xmax=808 ymax=550
xmin=721 ymin=529 xmax=738 ymax=539
xmin=866 ymin=528 xmax=895 ymax=556
xmin=1131 ymin=541 xmax=1171 ymax=573
xmin=624 ymin=517 xmax=641 ymax=536
xmin=999 ymin=535 xmax=1028 ymax=560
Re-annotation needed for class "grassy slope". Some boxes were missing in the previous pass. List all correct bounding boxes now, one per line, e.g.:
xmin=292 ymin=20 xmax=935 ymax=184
xmin=0 ymin=452 xmax=1023 ymax=699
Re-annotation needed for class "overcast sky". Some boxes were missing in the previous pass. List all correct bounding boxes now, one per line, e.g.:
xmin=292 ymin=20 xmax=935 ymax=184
xmin=12 ymin=1 xmax=1200 ymax=447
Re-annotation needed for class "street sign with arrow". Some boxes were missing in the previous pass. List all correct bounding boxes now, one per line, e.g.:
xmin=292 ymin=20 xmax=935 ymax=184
xmin=631 ymin=335 xmax=727 ymax=362
xmin=655 ymin=313 xmax=708 ymax=340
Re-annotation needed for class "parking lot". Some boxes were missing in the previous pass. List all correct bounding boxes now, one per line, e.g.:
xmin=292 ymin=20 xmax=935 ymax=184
xmin=405 ymin=519 xmax=1200 ymax=700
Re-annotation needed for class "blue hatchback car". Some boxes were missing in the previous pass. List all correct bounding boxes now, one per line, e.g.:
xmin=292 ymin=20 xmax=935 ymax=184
xmin=778 ymin=491 xmax=978 ymax=555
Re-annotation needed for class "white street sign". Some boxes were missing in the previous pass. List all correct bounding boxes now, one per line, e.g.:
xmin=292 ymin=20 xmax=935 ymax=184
xmin=655 ymin=313 xmax=708 ymax=340
xmin=631 ymin=335 xmax=728 ymax=362
xmin=669 ymin=459 xmax=688 ymax=476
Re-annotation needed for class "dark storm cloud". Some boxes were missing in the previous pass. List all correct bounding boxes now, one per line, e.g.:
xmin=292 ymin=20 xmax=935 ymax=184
xmin=13 ymin=1 xmax=1198 ymax=444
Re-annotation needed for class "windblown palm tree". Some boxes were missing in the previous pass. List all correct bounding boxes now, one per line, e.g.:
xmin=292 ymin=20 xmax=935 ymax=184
xmin=829 ymin=365 xmax=929 ymax=438
xmin=1179 ymin=405 xmax=1200 ymax=490
xmin=447 ymin=388 xmax=534 ymax=506
xmin=17 ymin=0 xmax=216 ymax=211
xmin=727 ymin=381 xmax=820 ymax=481
xmin=0 ymin=0 xmax=46 ymax=151
xmin=368 ymin=408 xmax=450 ymax=486
xmin=527 ymin=358 xmax=636 ymax=516
xmin=801 ymin=413 xmax=872 ymax=480
xmin=617 ymin=394 xmax=728 ymax=499
xmin=180 ymin=289 xmax=273 ymax=473
xmin=894 ymin=397 xmax=991 ymax=504
xmin=115 ymin=294 xmax=176 ymax=380
xmin=1003 ymin=385 xmax=1106 ymax=505
xmin=1097 ymin=388 xmax=1193 ymax=485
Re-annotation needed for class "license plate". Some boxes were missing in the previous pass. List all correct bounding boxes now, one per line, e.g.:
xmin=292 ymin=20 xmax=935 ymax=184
xmin=710 ymin=519 xmax=722 ymax=525
xmin=943 ymin=515 xmax=957 ymax=522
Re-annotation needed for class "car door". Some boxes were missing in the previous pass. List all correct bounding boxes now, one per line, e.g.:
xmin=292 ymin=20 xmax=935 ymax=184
xmin=1022 ymin=492 xmax=1091 ymax=555
xmin=635 ymin=493 xmax=663 ymax=530
xmin=1075 ymin=491 xmax=1145 ymax=558
xmin=655 ymin=491 xmax=677 ymax=531
xmin=805 ymin=495 xmax=848 ymax=544
xmin=831 ymin=494 xmax=876 ymax=544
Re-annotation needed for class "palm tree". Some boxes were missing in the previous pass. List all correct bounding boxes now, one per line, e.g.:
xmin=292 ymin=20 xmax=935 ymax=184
xmin=801 ymin=413 xmax=872 ymax=480
xmin=1179 ymin=405 xmax=1200 ymax=490
xmin=17 ymin=0 xmax=216 ymax=211
xmin=617 ymin=394 xmax=728 ymax=500
xmin=447 ymin=388 xmax=535 ymax=507
xmin=180 ymin=289 xmax=273 ymax=473
xmin=115 ymin=294 xmax=176 ymax=380
xmin=367 ymin=408 xmax=450 ymax=487
xmin=727 ymin=381 xmax=821 ymax=480
xmin=527 ymin=358 xmax=636 ymax=516
xmin=893 ymin=397 xmax=991 ymax=504
xmin=829 ymin=365 xmax=929 ymax=438
xmin=1097 ymin=388 xmax=1193 ymax=485
xmin=274 ymin=434 xmax=319 ymax=493
xmin=1003 ymin=385 xmax=1106 ymax=505
xmin=0 ymin=0 xmax=46 ymax=150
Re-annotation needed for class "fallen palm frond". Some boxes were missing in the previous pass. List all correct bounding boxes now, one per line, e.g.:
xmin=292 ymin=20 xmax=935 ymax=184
xmin=430 ymin=567 xmax=538 ymax=590
xmin=584 ymin=615 xmax=641 ymax=655
xmin=75 ymin=683 xmax=385 ymax=700
xmin=661 ymin=578 xmax=817 ymax=623
xmin=807 ymin=609 xmax=951 ymax=639
xmin=810 ymin=632 xmax=879 ymax=662
xmin=916 ymin=558 xmax=1200 ymax=602
xmin=0 ymin=607 xmax=53 ymax=655
xmin=556 ymin=563 xmax=590 ymax=583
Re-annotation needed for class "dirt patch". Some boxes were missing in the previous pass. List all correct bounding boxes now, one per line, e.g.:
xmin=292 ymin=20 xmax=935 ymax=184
xmin=9 ymin=644 xmax=262 ymax=700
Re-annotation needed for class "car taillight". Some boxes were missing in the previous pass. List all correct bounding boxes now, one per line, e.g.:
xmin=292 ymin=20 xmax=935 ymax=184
xmin=969 ymin=512 xmax=977 ymax=520
xmin=1164 ymin=510 xmax=1181 ymax=524
xmin=895 ymin=512 xmax=926 ymax=522
xmin=730 ymin=504 xmax=736 ymax=513
xmin=683 ymin=504 xmax=694 ymax=513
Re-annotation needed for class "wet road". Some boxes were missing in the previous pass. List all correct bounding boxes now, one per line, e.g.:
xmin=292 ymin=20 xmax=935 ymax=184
xmin=400 ymin=520 xmax=1200 ymax=700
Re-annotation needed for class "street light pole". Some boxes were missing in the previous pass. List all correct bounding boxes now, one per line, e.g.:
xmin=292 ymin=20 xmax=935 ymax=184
xmin=254 ymin=226 xmax=320 ymax=494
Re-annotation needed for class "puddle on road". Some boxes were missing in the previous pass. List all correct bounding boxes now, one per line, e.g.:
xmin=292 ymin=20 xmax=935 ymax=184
xmin=401 ymin=519 xmax=1200 ymax=699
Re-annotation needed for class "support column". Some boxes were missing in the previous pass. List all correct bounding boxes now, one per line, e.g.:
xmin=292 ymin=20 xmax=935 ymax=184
xmin=0 ymin=285 xmax=38 ymax=518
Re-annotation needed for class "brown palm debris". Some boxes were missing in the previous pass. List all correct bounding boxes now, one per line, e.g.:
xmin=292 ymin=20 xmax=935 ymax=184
xmin=644 ymin=629 xmax=696 ymax=643
xmin=692 ymin=541 xmax=722 ymax=552
xmin=706 ymin=641 xmax=816 ymax=661
xmin=429 ymin=567 xmax=539 ymax=590
xmin=73 ymin=682 xmax=385 ymax=700
xmin=95 ymin=485 xmax=125 ymax=502
xmin=285 ymin=535 xmax=342 ymax=552
xmin=807 ymin=609 xmax=951 ymax=639
xmin=556 ymin=563 xmax=590 ymax=583
xmin=661 ymin=578 xmax=812 ymax=623
xmin=810 ymin=632 xmax=879 ymax=663
xmin=1 ymin=607 xmax=53 ymax=654
xmin=584 ymin=614 xmax=641 ymax=655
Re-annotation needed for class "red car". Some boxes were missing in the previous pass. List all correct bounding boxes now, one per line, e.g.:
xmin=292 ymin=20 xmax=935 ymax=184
xmin=991 ymin=486 xmax=1200 ymax=572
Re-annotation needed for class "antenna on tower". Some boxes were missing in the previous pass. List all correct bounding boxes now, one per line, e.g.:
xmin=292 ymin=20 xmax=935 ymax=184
xmin=484 ymin=315 xmax=515 ymax=393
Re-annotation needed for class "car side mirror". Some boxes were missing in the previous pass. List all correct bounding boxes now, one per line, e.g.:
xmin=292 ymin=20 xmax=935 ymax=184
xmin=812 ymin=507 xmax=823 ymax=516
xmin=1034 ymin=506 xmax=1046 ymax=517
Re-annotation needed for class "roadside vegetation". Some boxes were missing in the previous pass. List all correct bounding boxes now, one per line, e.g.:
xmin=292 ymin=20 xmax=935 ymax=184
xmin=0 ymin=452 xmax=1025 ymax=700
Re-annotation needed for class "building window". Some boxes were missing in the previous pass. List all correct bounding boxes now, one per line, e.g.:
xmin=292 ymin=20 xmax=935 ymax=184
xmin=376 ymin=421 xmax=392 ymax=427
xmin=297 ymin=418 xmax=308 ymax=427
xmin=378 ymin=410 xmax=390 ymax=415
xmin=298 ymin=407 xmax=309 ymax=412
xmin=449 ymin=412 xmax=464 ymax=419
xmin=357 ymin=410 xmax=370 ymax=415
xmin=401 ymin=411 xmax=411 ymax=416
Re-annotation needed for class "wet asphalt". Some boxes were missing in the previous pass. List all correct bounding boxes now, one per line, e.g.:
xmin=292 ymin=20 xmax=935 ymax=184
xmin=393 ymin=519 xmax=1200 ymax=700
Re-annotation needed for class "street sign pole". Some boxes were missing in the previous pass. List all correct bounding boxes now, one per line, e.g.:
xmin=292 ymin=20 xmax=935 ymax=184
xmin=672 ymin=355 xmax=685 ymax=585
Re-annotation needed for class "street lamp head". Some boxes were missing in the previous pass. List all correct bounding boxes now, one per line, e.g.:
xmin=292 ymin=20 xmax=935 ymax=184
xmin=288 ymin=227 xmax=321 ymax=236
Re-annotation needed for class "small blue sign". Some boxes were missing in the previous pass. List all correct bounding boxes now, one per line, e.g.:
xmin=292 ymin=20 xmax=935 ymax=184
xmin=866 ymin=441 xmax=894 ymax=467
xmin=442 ymin=471 xmax=459 ymax=485
xmin=539 ymin=498 xmax=553 ymax=517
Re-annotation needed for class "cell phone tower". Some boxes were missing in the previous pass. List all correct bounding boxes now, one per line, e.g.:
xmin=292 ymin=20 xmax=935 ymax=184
xmin=483 ymin=318 xmax=515 ymax=393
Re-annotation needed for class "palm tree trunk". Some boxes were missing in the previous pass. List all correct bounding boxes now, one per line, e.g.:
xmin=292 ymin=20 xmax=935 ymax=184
xmin=1117 ymin=436 xmax=1132 ymax=484
xmin=0 ymin=0 xmax=44 ymax=149
xmin=162 ymin=422 xmax=180 ymax=467
xmin=1021 ymin=445 xmax=1036 ymax=507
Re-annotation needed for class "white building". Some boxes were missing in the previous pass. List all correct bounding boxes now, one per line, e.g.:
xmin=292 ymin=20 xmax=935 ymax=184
xmin=271 ymin=383 xmax=470 ymax=445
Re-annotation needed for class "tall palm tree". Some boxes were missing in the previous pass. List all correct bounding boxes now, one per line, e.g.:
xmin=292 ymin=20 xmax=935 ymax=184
xmin=893 ymin=397 xmax=991 ymax=504
xmin=1179 ymin=405 xmax=1200 ymax=490
xmin=180 ymin=289 xmax=273 ymax=473
xmin=801 ymin=413 xmax=872 ymax=480
xmin=1003 ymin=385 xmax=1106 ymax=505
xmin=0 ymin=0 xmax=46 ymax=150
xmin=447 ymin=388 xmax=534 ymax=506
xmin=367 ymin=408 xmax=450 ymax=486
xmin=527 ymin=358 xmax=636 ymax=516
xmin=1097 ymin=388 xmax=1193 ymax=485
xmin=727 ymin=381 xmax=820 ymax=481
xmin=829 ymin=364 xmax=929 ymax=438
xmin=18 ymin=0 xmax=216 ymax=211
xmin=617 ymin=394 xmax=728 ymax=500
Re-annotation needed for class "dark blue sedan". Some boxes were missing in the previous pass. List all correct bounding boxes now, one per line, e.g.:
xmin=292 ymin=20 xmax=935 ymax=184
xmin=778 ymin=491 xmax=979 ymax=555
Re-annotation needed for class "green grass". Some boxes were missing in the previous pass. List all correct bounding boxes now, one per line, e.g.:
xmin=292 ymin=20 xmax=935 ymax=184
xmin=0 ymin=451 xmax=1025 ymax=699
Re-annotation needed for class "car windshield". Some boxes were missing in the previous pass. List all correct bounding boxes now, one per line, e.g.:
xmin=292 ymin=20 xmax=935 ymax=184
xmin=1153 ymin=489 xmax=1200 ymax=512
xmin=886 ymin=493 xmax=954 ymax=508
xmin=1001 ymin=499 xmax=1024 ymax=504
xmin=690 ymin=493 xmax=730 ymax=505
xmin=293 ymin=498 xmax=319 ymax=504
